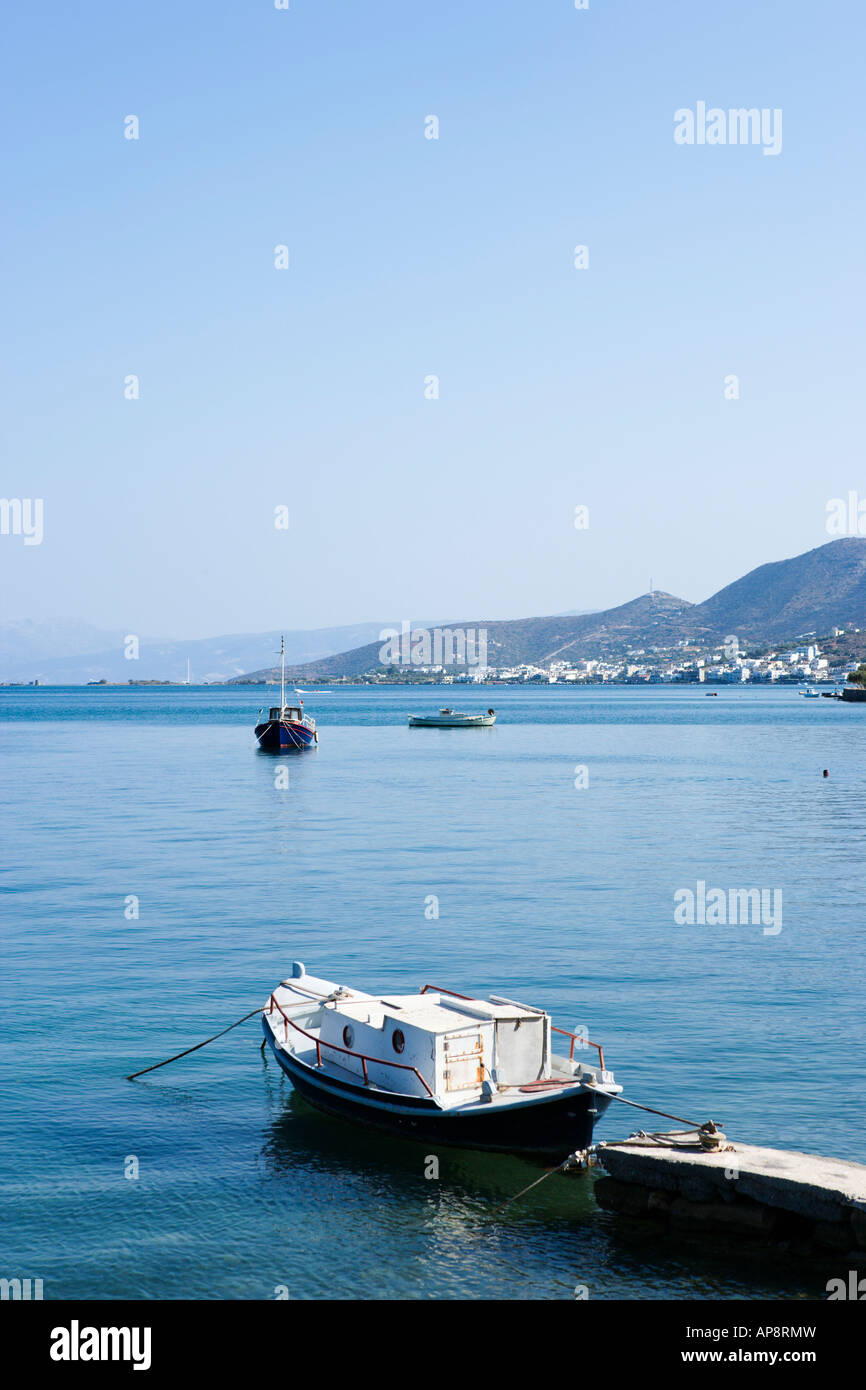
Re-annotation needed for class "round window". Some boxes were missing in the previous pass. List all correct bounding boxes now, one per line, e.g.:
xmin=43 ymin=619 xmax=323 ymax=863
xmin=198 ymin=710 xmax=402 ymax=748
xmin=392 ymin=1028 xmax=405 ymax=1054
xmin=342 ymin=1025 xmax=354 ymax=1049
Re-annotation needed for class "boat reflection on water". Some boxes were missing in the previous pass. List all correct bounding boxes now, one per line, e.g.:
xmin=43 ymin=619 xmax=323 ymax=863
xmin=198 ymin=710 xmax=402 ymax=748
xmin=258 ymin=1054 xmax=599 ymax=1226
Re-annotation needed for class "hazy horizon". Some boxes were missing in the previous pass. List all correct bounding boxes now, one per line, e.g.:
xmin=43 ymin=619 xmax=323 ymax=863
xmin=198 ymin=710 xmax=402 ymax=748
xmin=4 ymin=533 xmax=863 ymax=663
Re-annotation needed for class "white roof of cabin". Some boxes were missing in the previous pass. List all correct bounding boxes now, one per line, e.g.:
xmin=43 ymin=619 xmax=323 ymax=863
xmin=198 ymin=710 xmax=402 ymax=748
xmin=439 ymin=999 xmax=542 ymax=1022
xmin=273 ymin=972 xmax=547 ymax=1027
xmin=336 ymin=996 xmax=482 ymax=1034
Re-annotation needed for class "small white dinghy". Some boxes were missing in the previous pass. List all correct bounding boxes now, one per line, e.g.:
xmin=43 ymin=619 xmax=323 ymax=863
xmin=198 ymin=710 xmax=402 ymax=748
xmin=408 ymin=707 xmax=496 ymax=728
xmin=262 ymin=963 xmax=620 ymax=1156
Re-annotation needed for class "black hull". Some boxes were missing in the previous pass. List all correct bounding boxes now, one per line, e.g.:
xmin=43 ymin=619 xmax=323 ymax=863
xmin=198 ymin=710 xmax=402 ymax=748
xmin=264 ymin=1021 xmax=609 ymax=1158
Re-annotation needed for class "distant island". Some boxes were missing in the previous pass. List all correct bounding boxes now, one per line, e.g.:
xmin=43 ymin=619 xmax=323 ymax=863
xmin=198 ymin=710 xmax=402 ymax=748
xmin=84 ymin=678 xmax=193 ymax=687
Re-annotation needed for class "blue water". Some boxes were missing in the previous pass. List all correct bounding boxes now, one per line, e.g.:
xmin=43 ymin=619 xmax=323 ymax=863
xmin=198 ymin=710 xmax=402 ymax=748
xmin=1 ymin=684 xmax=863 ymax=1300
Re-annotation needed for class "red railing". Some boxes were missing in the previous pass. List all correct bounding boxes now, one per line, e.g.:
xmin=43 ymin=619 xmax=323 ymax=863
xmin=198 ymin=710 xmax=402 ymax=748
xmin=552 ymin=1026 xmax=605 ymax=1072
xmin=267 ymin=995 xmax=434 ymax=1098
xmin=421 ymin=985 xmax=607 ymax=1073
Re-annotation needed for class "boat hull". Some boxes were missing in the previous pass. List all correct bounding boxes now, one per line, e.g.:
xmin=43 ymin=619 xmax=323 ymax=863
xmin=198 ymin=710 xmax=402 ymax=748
xmin=255 ymin=719 xmax=317 ymax=751
xmin=408 ymin=716 xmax=495 ymax=728
xmin=264 ymin=1018 xmax=611 ymax=1157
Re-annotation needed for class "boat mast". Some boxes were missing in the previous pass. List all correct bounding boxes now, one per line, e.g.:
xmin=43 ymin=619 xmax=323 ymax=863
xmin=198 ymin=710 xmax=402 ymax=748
xmin=280 ymin=636 xmax=285 ymax=712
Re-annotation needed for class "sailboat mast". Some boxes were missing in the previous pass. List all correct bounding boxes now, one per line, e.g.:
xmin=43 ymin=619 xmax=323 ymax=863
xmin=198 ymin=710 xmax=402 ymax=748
xmin=280 ymin=636 xmax=285 ymax=711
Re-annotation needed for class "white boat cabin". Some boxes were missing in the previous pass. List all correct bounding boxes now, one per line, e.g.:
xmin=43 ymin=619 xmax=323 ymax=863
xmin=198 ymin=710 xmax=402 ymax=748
xmin=268 ymin=704 xmax=305 ymax=722
xmin=265 ymin=963 xmax=612 ymax=1106
xmin=318 ymin=992 xmax=549 ymax=1097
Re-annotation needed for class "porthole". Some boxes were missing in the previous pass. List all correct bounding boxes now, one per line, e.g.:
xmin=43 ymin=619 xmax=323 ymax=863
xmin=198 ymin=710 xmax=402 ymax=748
xmin=392 ymin=1028 xmax=405 ymax=1054
xmin=342 ymin=1025 xmax=354 ymax=1049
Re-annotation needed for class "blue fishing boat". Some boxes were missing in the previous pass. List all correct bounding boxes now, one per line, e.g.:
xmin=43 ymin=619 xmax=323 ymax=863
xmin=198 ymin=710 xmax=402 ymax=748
xmin=254 ymin=638 xmax=318 ymax=751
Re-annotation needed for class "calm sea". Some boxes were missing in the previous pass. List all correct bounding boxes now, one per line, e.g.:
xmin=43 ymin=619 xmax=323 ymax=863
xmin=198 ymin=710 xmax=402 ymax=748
xmin=1 ymin=684 xmax=862 ymax=1300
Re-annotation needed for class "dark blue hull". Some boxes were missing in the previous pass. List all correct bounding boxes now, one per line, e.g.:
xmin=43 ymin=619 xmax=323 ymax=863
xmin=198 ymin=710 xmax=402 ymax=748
xmin=255 ymin=719 xmax=317 ymax=751
xmin=263 ymin=1017 xmax=611 ymax=1158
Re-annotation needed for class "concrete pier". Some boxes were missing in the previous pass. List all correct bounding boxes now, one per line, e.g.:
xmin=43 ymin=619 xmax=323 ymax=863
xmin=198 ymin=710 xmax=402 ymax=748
xmin=594 ymin=1133 xmax=866 ymax=1254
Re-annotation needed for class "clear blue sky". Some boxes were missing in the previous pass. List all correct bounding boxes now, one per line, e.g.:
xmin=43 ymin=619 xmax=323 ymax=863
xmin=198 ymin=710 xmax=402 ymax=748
xmin=1 ymin=0 xmax=864 ymax=638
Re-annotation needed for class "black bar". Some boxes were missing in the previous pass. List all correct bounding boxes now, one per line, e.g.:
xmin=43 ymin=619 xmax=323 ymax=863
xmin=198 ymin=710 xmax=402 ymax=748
xmin=4 ymin=1296 xmax=861 ymax=1375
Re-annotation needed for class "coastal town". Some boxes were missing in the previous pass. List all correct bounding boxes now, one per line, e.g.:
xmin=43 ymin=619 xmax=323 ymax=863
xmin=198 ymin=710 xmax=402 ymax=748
xmin=6 ymin=634 xmax=859 ymax=689
xmin=363 ymin=635 xmax=857 ymax=687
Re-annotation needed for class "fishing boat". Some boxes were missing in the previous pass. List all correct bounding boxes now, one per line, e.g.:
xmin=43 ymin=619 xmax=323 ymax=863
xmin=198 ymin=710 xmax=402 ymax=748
xmin=254 ymin=638 xmax=317 ymax=751
xmin=408 ymin=707 xmax=496 ymax=728
xmin=799 ymin=687 xmax=821 ymax=698
xmin=262 ymin=962 xmax=620 ymax=1156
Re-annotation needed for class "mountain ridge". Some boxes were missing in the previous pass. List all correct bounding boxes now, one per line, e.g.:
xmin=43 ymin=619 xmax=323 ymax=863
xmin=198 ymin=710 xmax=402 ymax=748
xmin=232 ymin=539 xmax=866 ymax=681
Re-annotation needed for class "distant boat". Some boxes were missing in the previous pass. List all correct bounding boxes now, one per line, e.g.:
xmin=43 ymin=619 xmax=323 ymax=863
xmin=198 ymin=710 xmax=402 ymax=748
xmin=408 ymin=707 xmax=496 ymax=728
xmin=799 ymin=687 xmax=821 ymax=698
xmin=254 ymin=638 xmax=318 ymax=751
xmin=262 ymin=961 xmax=620 ymax=1157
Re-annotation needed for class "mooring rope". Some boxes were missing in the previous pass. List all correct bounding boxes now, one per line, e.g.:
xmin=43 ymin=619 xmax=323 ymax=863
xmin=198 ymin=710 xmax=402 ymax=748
xmin=491 ymin=1153 xmax=581 ymax=1215
xmin=590 ymin=1087 xmax=712 ymax=1130
xmin=602 ymin=1128 xmax=733 ymax=1151
xmin=125 ymin=1007 xmax=264 ymax=1080
xmin=125 ymin=989 xmax=347 ymax=1081
xmin=492 ymin=1091 xmax=725 ymax=1213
